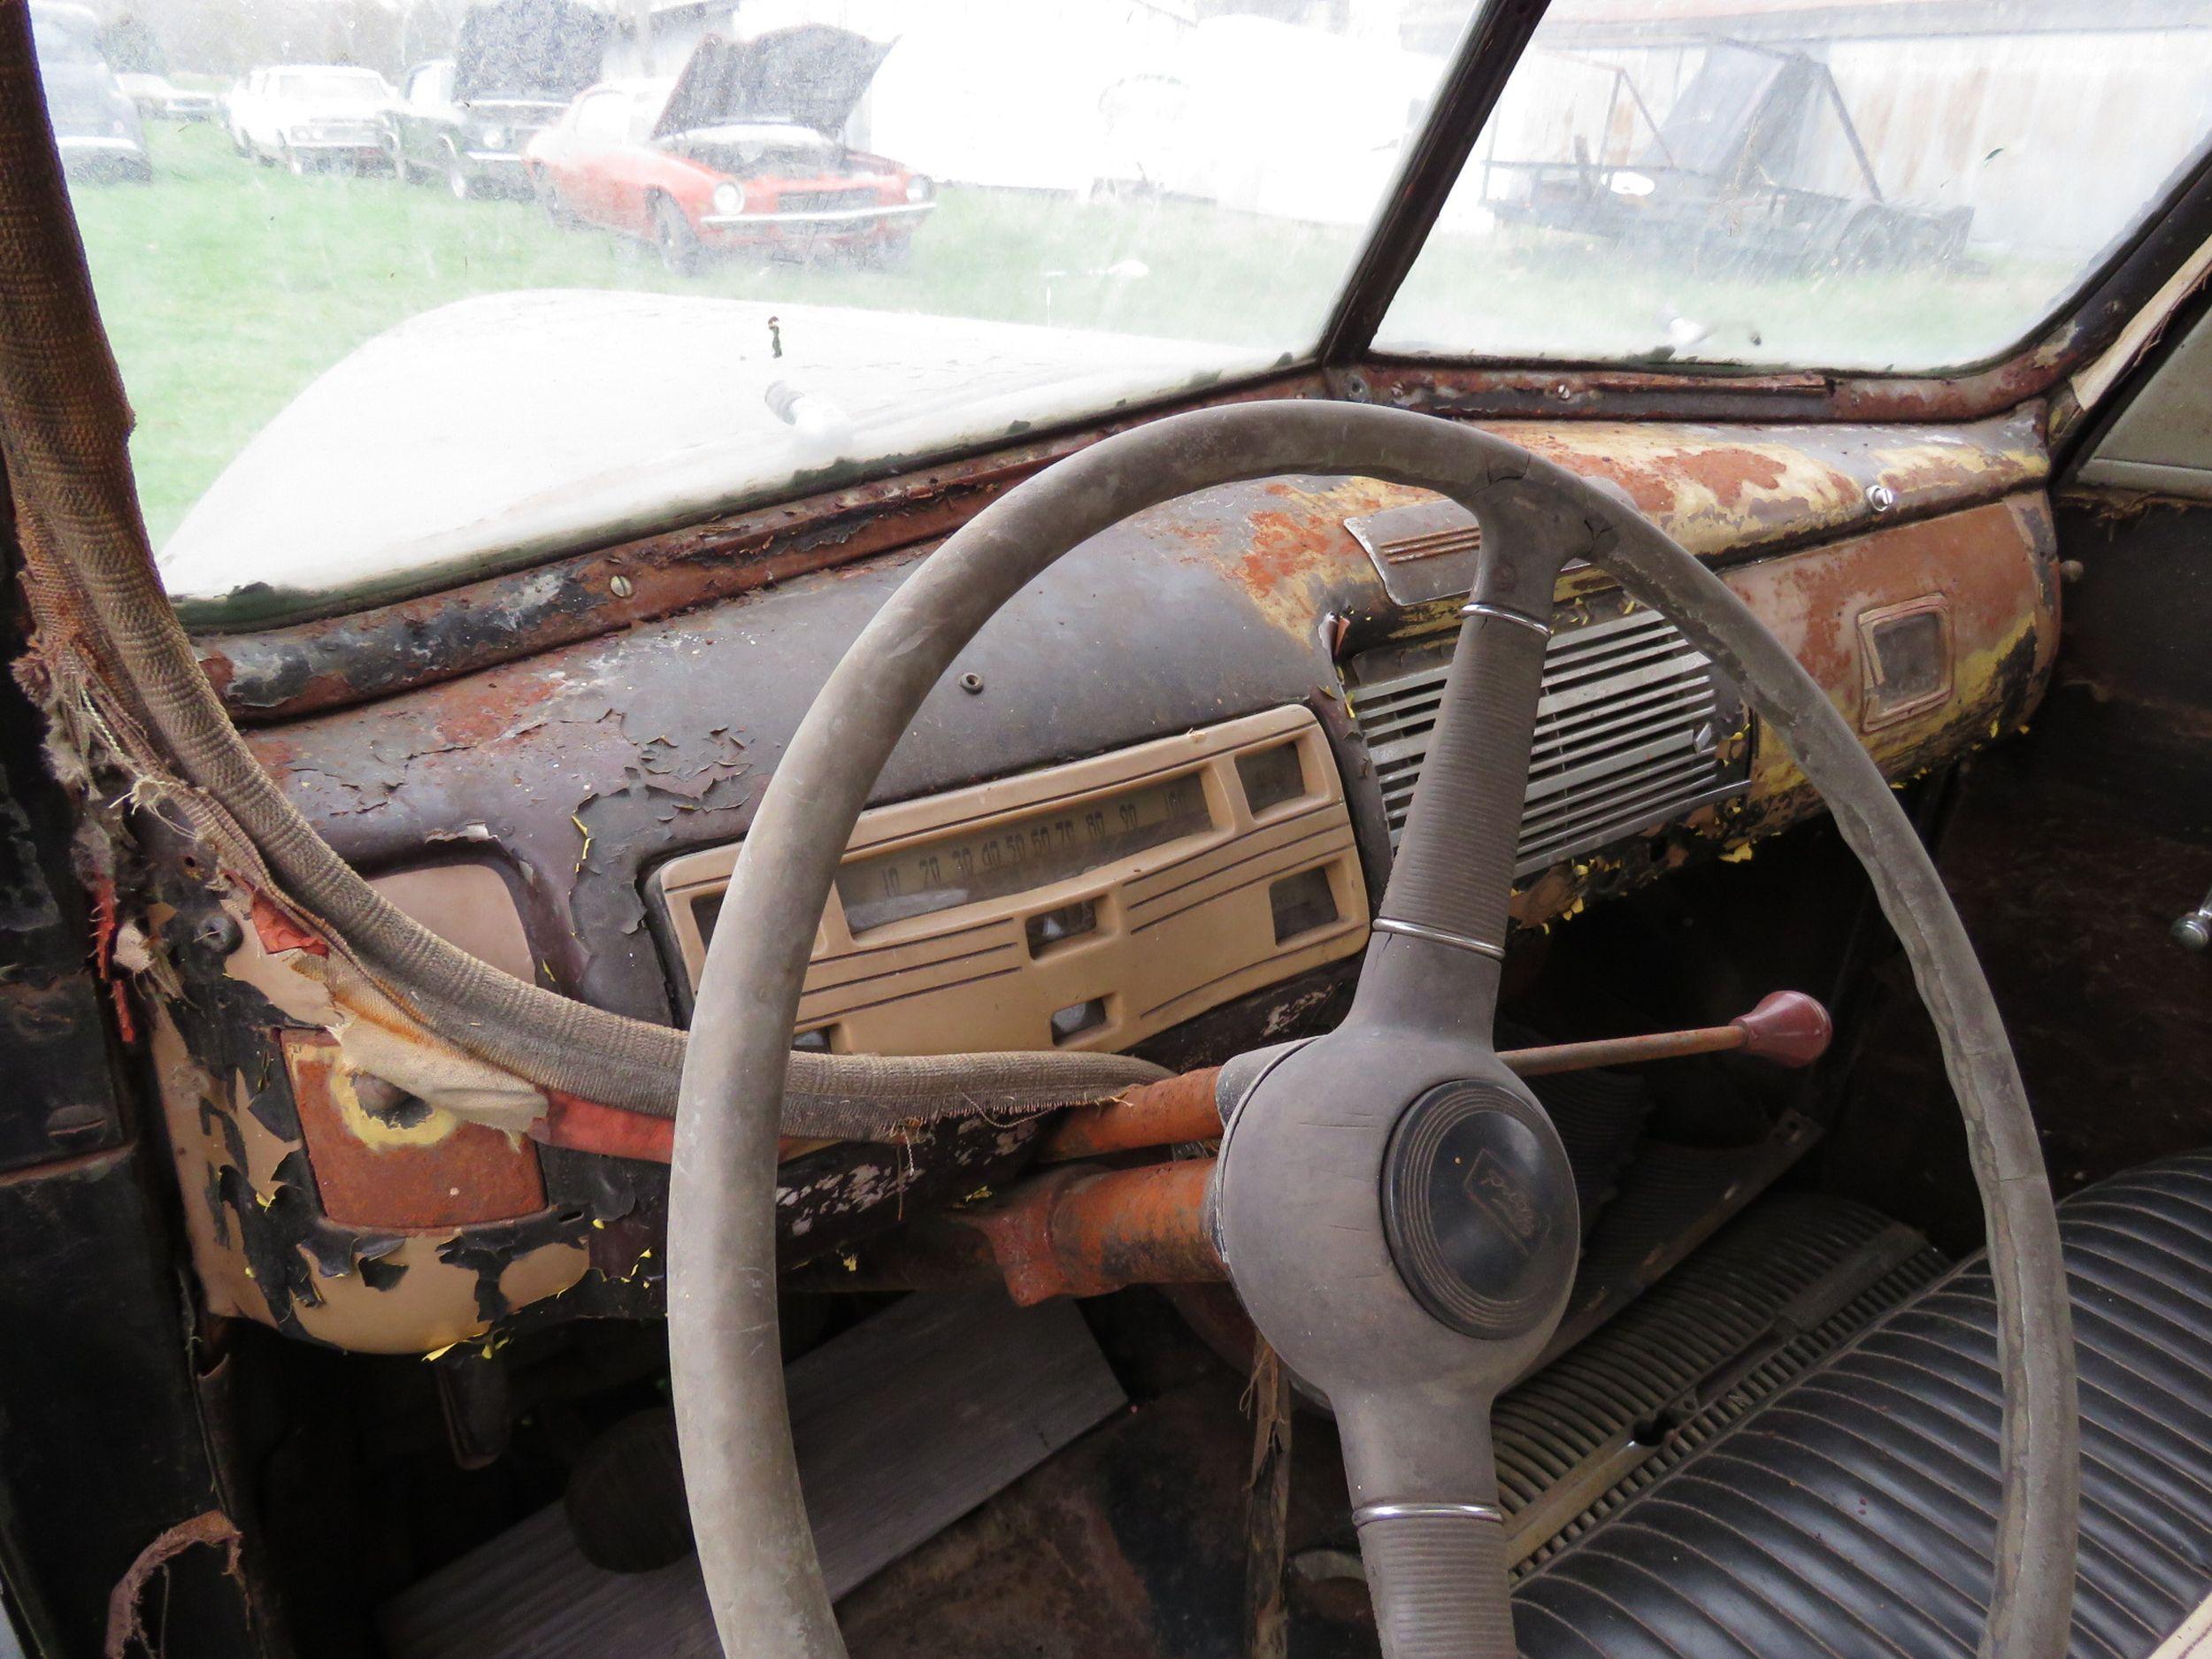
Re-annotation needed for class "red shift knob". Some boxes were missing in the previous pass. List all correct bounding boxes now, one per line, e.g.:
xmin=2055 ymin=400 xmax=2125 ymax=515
xmin=1731 ymin=990 xmax=1832 ymax=1068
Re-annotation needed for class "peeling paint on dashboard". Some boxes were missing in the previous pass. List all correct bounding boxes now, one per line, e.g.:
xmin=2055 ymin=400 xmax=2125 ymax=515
xmin=199 ymin=409 xmax=2045 ymax=726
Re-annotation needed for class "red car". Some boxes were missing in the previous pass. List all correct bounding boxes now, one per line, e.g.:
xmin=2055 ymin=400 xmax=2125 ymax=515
xmin=525 ymin=25 xmax=934 ymax=273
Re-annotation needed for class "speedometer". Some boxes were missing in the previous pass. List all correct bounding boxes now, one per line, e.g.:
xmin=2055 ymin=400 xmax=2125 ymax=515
xmin=835 ymin=772 xmax=1210 ymax=933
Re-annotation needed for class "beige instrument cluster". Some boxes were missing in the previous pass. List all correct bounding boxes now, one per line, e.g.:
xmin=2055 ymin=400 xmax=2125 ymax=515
xmin=656 ymin=706 xmax=1371 ymax=1056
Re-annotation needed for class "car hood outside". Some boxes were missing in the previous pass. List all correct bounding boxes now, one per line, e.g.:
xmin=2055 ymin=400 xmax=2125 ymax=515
xmin=274 ymin=90 xmax=388 ymax=119
xmin=157 ymin=289 xmax=1271 ymax=622
xmin=655 ymin=25 xmax=893 ymax=142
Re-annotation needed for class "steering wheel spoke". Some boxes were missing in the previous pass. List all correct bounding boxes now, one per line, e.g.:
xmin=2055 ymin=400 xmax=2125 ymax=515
xmin=1368 ymin=477 xmax=1578 ymax=1038
xmin=1336 ymin=1386 xmax=1517 ymax=1659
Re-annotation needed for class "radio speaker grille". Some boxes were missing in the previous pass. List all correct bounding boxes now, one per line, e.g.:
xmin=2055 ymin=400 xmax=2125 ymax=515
xmin=1347 ymin=606 xmax=1749 ymax=875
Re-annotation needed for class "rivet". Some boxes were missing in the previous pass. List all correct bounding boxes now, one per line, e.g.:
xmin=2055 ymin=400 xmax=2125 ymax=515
xmin=609 ymin=574 xmax=635 ymax=599
xmin=958 ymin=672 xmax=986 ymax=695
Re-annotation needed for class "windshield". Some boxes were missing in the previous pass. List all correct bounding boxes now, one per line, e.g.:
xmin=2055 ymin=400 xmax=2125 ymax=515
xmin=72 ymin=0 xmax=1481 ymax=618
xmin=273 ymin=69 xmax=387 ymax=102
xmin=68 ymin=0 xmax=2212 ymax=621
xmin=1377 ymin=2 xmax=2212 ymax=372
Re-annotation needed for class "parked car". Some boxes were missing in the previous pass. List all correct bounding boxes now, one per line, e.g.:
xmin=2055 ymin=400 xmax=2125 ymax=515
xmin=113 ymin=70 xmax=219 ymax=123
xmin=226 ymin=64 xmax=395 ymax=174
xmin=391 ymin=0 xmax=607 ymax=199
xmin=525 ymin=25 xmax=933 ymax=273
xmin=29 ymin=2 xmax=148 ymax=180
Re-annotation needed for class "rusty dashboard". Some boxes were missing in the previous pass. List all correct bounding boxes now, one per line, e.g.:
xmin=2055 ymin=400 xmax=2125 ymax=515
xmin=171 ymin=407 xmax=2059 ymax=1355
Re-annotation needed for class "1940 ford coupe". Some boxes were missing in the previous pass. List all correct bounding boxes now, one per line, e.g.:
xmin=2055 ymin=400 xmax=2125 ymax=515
xmin=6 ymin=3 xmax=2212 ymax=1658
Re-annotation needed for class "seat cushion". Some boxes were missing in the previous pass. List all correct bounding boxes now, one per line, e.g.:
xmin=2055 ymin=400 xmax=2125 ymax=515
xmin=1512 ymin=1154 xmax=2212 ymax=1659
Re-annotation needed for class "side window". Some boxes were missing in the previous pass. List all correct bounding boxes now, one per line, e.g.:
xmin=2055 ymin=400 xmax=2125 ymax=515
xmin=404 ymin=66 xmax=434 ymax=108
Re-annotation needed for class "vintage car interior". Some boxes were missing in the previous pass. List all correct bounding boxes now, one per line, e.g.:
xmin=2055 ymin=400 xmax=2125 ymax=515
xmin=9 ymin=2 xmax=2212 ymax=1657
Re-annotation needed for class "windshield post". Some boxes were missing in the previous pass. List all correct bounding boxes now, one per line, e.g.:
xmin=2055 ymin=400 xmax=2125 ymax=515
xmin=1317 ymin=0 xmax=1552 ymax=365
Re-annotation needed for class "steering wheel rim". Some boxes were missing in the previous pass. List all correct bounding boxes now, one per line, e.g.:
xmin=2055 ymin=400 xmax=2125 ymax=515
xmin=670 ymin=402 xmax=2078 ymax=1659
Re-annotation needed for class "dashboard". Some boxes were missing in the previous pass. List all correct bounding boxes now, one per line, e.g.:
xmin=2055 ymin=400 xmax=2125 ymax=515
xmin=175 ymin=407 xmax=2059 ymax=1353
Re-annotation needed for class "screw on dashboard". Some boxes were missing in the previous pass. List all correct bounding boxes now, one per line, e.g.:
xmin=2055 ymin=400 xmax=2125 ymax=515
xmin=42 ymin=1102 xmax=113 ymax=1151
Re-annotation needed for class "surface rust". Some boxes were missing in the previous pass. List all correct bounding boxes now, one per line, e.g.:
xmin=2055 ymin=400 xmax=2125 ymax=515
xmin=202 ymin=410 xmax=2044 ymax=727
xmin=805 ymin=1158 xmax=1226 ymax=1304
xmin=140 ymin=849 xmax=1047 ymax=1351
xmin=280 ymin=1032 xmax=547 ymax=1230
xmin=150 ymin=997 xmax=595 ymax=1356
xmin=1340 ymin=306 xmax=2087 ymax=427
xmin=1725 ymin=493 xmax=2059 ymax=841
xmin=194 ymin=369 xmax=1333 ymax=723
xmin=1040 ymin=1067 xmax=1225 ymax=1163
xmin=229 ymin=459 xmax=2055 ymax=1105
xmin=1507 ymin=493 xmax=2054 ymax=929
xmin=960 ymin=1159 xmax=1224 ymax=1305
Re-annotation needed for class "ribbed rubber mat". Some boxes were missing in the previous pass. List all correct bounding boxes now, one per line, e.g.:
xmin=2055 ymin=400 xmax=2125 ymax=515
xmin=1513 ymin=1154 xmax=2212 ymax=1659
xmin=1494 ymin=1191 xmax=1948 ymax=1574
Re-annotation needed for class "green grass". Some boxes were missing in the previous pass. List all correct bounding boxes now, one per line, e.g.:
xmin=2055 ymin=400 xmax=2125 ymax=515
xmin=1391 ymin=221 xmax=2077 ymax=373
xmin=70 ymin=121 xmax=2078 ymax=549
xmin=69 ymin=123 xmax=1362 ymax=546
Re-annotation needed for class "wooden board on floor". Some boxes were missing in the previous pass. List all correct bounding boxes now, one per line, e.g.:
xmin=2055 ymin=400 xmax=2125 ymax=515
xmin=380 ymin=1294 xmax=1127 ymax=1659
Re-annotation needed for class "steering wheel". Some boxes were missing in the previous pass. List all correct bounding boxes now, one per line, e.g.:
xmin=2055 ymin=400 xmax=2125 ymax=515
xmin=668 ymin=403 xmax=2078 ymax=1659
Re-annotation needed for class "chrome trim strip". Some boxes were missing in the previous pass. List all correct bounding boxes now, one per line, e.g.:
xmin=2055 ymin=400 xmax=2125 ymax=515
xmin=1356 ymin=1501 xmax=1505 ymax=1525
xmin=1459 ymin=600 xmax=1554 ymax=637
xmin=701 ymin=201 xmax=938 ymax=228
xmin=1372 ymin=917 xmax=1506 ymax=961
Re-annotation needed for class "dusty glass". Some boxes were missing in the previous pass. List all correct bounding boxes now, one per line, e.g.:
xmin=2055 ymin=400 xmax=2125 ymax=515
xmin=51 ymin=0 xmax=1479 ymax=618
xmin=1378 ymin=4 xmax=2212 ymax=373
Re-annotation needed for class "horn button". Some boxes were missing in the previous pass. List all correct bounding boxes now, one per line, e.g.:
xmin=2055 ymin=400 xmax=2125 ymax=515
xmin=1209 ymin=1024 xmax=1582 ymax=1402
xmin=1380 ymin=1082 xmax=1578 ymax=1340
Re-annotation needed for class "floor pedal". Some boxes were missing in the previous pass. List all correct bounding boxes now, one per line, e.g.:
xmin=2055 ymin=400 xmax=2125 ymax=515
xmin=380 ymin=1293 xmax=1125 ymax=1658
